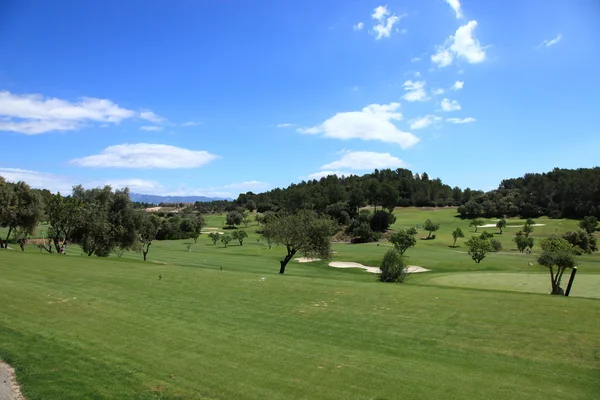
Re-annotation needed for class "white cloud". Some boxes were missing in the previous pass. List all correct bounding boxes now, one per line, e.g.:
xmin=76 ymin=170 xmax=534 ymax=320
xmin=306 ymin=171 xmax=352 ymax=180
xmin=139 ymin=110 xmax=165 ymax=124
xmin=431 ymin=20 xmax=486 ymax=67
xmin=410 ymin=115 xmax=442 ymax=130
xmin=0 ymin=168 xmax=75 ymax=193
xmin=373 ymin=15 xmax=400 ymax=39
xmin=441 ymin=98 xmax=462 ymax=112
xmin=447 ymin=117 xmax=476 ymax=124
xmin=372 ymin=6 xmax=389 ymax=21
xmin=298 ymin=102 xmax=419 ymax=148
xmin=539 ymin=34 xmax=562 ymax=48
xmin=180 ymin=121 xmax=199 ymax=126
xmin=276 ymin=123 xmax=294 ymax=128
xmin=414 ymin=71 xmax=422 ymax=77
xmin=411 ymin=57 xmax=420 ymax=62
xmin=452 ymin=81 xmax=464 ymax=90
xmin=321 ymin=151 xmax=407 ymax=171
xmin=402 ymin=80 xmax=429 ymax=102
xmin=353 ymin=22 xmax=364 ymax=31
xmin=223 ymin=181 xmax=270 ymax=191
xmin=432 ymin=88 xmax=445 ymax=96
xmin=70 ymin=143 xmax=219 ymax=169
xmin=0 ymin=91 xmax=138 ymax=134
xmin=444 ymin=0 xmax=463 ymax=19
xmin=140 ymin=126 xmax=163 ymax=131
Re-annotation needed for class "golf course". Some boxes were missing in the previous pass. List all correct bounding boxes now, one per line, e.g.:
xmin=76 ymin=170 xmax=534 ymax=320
xmin=1 ymin=207 xmax=599 ymax=399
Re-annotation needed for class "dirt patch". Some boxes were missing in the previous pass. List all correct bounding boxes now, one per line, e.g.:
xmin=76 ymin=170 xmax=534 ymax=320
xmin=0 ymin=361 xmax=25 ymax=400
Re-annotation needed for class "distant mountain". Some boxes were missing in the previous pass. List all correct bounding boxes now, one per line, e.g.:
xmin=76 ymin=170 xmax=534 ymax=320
xmin=129 ymin=193 xmax=231 ymax=205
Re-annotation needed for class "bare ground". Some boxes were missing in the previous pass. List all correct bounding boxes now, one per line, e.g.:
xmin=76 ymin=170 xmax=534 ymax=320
xmin=0 ymin=361 xmax=25 ymax=400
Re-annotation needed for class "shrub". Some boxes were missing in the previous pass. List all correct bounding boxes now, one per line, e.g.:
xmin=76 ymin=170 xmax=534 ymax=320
xmin=378 ymin=249 xmax=409 ymax=283
xmin=490 ymin=239 xmax=503 ymax=252
xmin=480 ymin=231 xmax=494 ymax=240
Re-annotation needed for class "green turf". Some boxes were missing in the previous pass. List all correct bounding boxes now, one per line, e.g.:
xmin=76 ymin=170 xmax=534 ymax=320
xmin=1 ymin=208 xmax=599 ymax=399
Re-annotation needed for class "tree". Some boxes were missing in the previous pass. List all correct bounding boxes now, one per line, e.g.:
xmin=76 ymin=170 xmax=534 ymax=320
xmin=137 ymin=213 xmax=161 ymax=261
xmin=0 ymin=181 xmax=42 ymax=248
xmin=496 ymin=218 xmax=506 ymax=234
xmin=579 ymin=216 xmax=598 ymax=235
xmin=262 ymin=210 xmax=335 ymax=274
xmin=526 ymin=218 xmax=536 ymax=226
xmin=379 ymin=249 xmax=409 ymax=283
xmin=537 ymin=236 xmax=577 ymax=295
xmin=388 ymin=230 xmax=417 ymax=254
xmin=451 ymin=227 xmax=465 ymax=247
xmin=208 ymin=232 xmax=220 ymax=245
xmin=562 ymin=230 xmax=598 ymax=255
xmin=370 ymin=210 xmax=396 ymax=233
xmin=220 ymin=234 xmax=232 ymax=248
xmin=523 ymin=223 xmax=534 ymax=237
xmin=180 ymin=215 xmax=205 ymax=243
xmin=226 ymin=211 xmax=243 ymax=227
xmin=457 ymin=201 xmax=483 ymax=219
xmin=242 ymin=213 xmax=251 ymax=228
xmin=47 ymin=193 xmax=80 ymax=253
xmin=231 ymin=230 xmax=248 ymax=245
xmin=423 ymin=219 xmax=440 ymax=238
xmin=469 ymin=218 xmax=484 ymax=233
xmin=465 ymin=236 xmax=493 ymax=263
xmin=480 ymin=231 xmax=494 ymax=240
xmin=513 ymin=231 xmax=534 ymax=253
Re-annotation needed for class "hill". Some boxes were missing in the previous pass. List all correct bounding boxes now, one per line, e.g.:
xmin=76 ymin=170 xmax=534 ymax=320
xmin=129 ymin=192 xmax=231 ymax=204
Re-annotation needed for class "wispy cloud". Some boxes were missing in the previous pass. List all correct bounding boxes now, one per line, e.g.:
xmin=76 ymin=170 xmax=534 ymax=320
xmin=140 ymin=126 xmax=163 ymax=131
xmin=410 ymin=115 xmax=442 ymax=130
xmin=431 ymin=20 xmax=486 ymax=67
xmin=444 ymin=0 xmax=463 ymax=19
xmin=452 ymin=81 xmax=464 ymax=90
xmin=180 ymin=121 xmax=199 ymax=126
xmin=441 ymin=98 xmax=462 ymax=112
xmin=447 ymin=117 xmax=476 ymax=124
xmin=353 ymin=22 xmax=364 ymax=31
xmin=276 ymin=123 xmax=294 ymax=128
xmin=403 ymin=80 xmax=429 ymax=102
xmin=538 ymin=34 xmax=562 ymax=48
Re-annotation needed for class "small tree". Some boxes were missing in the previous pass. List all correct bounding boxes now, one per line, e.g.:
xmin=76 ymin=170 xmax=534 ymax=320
xmin=378 ymin=249 xmax=409 ymax=283
xmin=226 ymin=211 xmax=243 ymax=227
xmin=220 ymin=234 xmax=232 ymax=248
xmin=465 ymin=236 xmax=493 ymax=263
xmin=231 ymin=230 xmax=248 ymax=245
xmin=523 ymin=223 xmax=534 ymax=237
xmin=138 ymin=213 xmax=161 ymax=261
xmin=537 ymin=236 xmax=577 ymax=295
xmin=469 ymin=218 xmax=484 ymax=233
xmin=480 ymin=231 xmax=494 ymax=240
xmin=562 ymin=230 xmax=598 ymax=255
xmin=242 ymin=213 xmax=250 ymax=228
xmin=208 ymin=232 xmax=220 ymax=245
xmin=579 ymin=216 xmax=598 ymax=235
xmin=451 ymin=227 xmax=464 ymax=247
xmin=526 ymin=218 xmax=536 ymax=226
xmin=496 ymin=218 xmax=507 ymax=234
xmin=423 ymin=219 xmax=440 ymax=239
xmin=388 ymin=230 xmax=416 ymax=254
xmin=514 ymin=231 xmax=534 ymax=253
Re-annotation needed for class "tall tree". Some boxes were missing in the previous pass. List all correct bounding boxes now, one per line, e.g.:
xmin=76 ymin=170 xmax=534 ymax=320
xmin=0 ymin=181 xmax=42 ymax=248
xmin=262 ymin=211 xmax=335 ymax=274
xmin=47 ymin=193 xmax=80 ymax=253
xmin=137 ymin=213 xmax=161 ymax=261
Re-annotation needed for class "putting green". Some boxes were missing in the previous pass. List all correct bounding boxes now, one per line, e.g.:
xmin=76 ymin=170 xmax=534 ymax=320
xmin=423 ymin=272 xmax=600 ymax=299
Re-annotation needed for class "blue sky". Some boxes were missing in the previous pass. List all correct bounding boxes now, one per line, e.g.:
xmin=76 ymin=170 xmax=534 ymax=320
xmin=1 ymin=0 xmax=599 ymax=198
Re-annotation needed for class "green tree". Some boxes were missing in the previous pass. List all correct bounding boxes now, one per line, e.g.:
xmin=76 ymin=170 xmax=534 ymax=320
xmin=226 ymin=211 xmax=243 ymax=227
xmin=137 ymin=213 xmax=161 ymax=261
xmin=496 ymin=218 xmax=507 ymax=234
xmin=579 ymin=216 xmax=598 ymax=235
xmin=562 ymin=230 xmax=598 ymax=255
xmin=220 ymin=234 xmax=232 ymax=248
xmin=451 ymin=227 xmax=465 ymax=247
xmin=262 ymin=211 xmax=335 ymax=274
xmin=378 ymin=249 xmax=408 ymax=283
xmin=242 ymin=213 xmax=251 ymax=228
xmin=523 ymin=223 xmax=534 ymax=237
xmin=231 ymin=230 xmax=248 ymax=245
xmin=180 ymin=215 xmax=205 ymax=243
xmin=480 ymin=231 xmax=494 ymax=240
xmin=465 ymin=236 xmax=493 ymax=263
xmin=388 ymin=230 xmax=416 ymax=254
xmin=423 ymin=219 xmax=440 ymax=238
xmin=469 ymin=218 xmax=484 ymax=233
xmin=513 ymin=231 xmax=534 ymax=253
xmin=537 ymin=236 xmax=577 ymax=295
xmin=0 ymin=181 xmax=42 ymax=248
xmin=47 ymin=193 xmax=81 ymax=253
xmin=208 ymin=232 xmax=220 ymax=245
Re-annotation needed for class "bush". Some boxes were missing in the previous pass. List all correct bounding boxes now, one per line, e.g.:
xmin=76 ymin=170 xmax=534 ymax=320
xmin=490 ymin=239 xmax=503 ymax=252
xmin=378 ymin=249 xmax=409 ymax=283
xmin=480 ymin=231 xmax=494 ymax=240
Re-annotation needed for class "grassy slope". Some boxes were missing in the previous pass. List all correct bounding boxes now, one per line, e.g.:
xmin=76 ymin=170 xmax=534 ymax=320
xmin=1 ymin=208 xmax=599 ymax=399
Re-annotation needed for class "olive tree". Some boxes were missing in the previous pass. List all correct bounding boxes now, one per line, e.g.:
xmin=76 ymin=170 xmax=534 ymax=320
xmin=220 ymin=234 xmax=232 ymax=248
xmin=0 ymin=181 xmax=42 ymax=248
xmin=137 ymin=212 xmax=161 ymax=261
xmin=496 ymin=218 xmax=506 ymax=234
xmin=469 ymin=218 xmax=484 ymax=233
xmin=180 ymin=215 xmax=205 ymax=243
xmin=423 ymin=219 xmax=439 ymax=239
xmin=261 ymin=210 xmax=335 ymax=274
xmin=451 ymin=227 xmax=465 ymax=247
xmin=578 ymin=216 xmax=598 ymax=235
xmin=208 ymin=232 xmax=220 ymax=245
xmin=537 ymin=236 xmax=577 ymax=295
xmin=465 ymin=236 xmax=493 ymax=263
xmin=231 ymin=230 xmax=248 ymax=245
xmin=388 ymin=229 xmax=416 ymax=254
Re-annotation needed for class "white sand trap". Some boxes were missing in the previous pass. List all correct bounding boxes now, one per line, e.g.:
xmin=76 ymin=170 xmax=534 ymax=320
xmin=295 ymin=257 xmax=321 ymax=263
xmin=507 ymin=224 xmax=546 ymax=227
xmin=203 ymin=228 xmax=219 ymax=230
xmin=477 ymin=224 xmax=498 ymax=228
xmin=328 ymin=262 xmax=429 ymax=274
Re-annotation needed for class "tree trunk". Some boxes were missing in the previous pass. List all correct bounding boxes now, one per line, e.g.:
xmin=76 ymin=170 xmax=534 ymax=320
xmin=279 ymin=248 xmax=297 ymax=274
xmin=143 ymin=251 xmax=148 ymax=261
xmin=549 ymin=267 xmax=560 ymax=295
xmin=5 ymin=226 xmax=13 ymax=248
xmin=453 ymin=238 xmax=457 ymax=247
xmin=143 ymin=242 xmax=151 ymax=261
xmin=53 ymin=236 xmax=62 ymax=253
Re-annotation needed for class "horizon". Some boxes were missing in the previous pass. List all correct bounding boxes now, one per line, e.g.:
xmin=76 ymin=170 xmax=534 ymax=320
xmin=1 ymin=0 xmax=599 ymax=198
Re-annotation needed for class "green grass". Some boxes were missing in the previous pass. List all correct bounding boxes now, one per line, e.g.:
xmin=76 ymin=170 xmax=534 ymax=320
xmin=1 ymin=208 xmax=599 ymax=399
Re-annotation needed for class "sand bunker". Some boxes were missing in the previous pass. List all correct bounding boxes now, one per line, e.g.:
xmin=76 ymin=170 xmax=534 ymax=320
xmin=507 ymin=224 xmax=546 ymax=227
xmin=477 ymin=224 xmax=498 ymax=228
xmin=295 ymin=257 xmax=321 ymax=263
xmin=329 ymin=261 xmax=429 ymax=274
xmin=0 ymin=361 xmax=25 ymax=400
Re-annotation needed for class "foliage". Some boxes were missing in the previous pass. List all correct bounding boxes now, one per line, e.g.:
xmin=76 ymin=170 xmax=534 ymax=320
xmin=480 ymin=231 xmax=494 ymax=240
xmin=226 ymin=211 xmax=243 ymax=227
xmin=451 ymin=227 xmax=465 ymax=247
xmin=465 ymin=236 xmax=493 ymax=263
xmin=496 ymin=218 xmax=506 ymax=234
xmin=490 ymin=239 xmax=503 ymax=252
xmin=370 ymin=210 xmax=396 ymax=233
xmin=469 ymin=218 xmax=484 ymax=232
xmin=231 ymin=230 xmax=248 ymax=245
xmin=537 ymin=236 xmax=577 ymax=295
xmin=562 ymin=230 xmax=598 ymax=255
xmin=522 ymin=223 xmax=534 ymax=237
xmin=137 ymin=212 xmax=161 ymax=261
xmin=423 ymin=219 xmax=440 ymax=238
xmin=220 ymin=234 xmax=232 ymax=247
xmin=0 ymin=180 xmax=42 ymax=248
xmin=378 ymin=248 xmax=409 ymax=283
xmin=208 ymin=232 xmax=220 ymax=245
xmin=261 ymin=210 xmax=336 ymax=274
xmin=458 ymin=201 xmax=484 ymax=219
xmin=513 ymin=231 xmax=534 ymax=253
xmin=180 ymin=215 xmax=205 ymax=243
xmin=388 ymin=229 xmax=417 ymax=254
xmin=47 ymin=193 xmax=81 ymax=252
xmin=579 ymin=216 xmax=598 ymax=235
